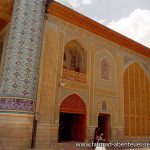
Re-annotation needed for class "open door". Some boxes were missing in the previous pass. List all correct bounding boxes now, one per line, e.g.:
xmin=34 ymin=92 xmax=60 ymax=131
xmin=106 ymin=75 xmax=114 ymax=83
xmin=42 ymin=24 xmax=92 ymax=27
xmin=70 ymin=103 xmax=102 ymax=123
xmin=58 ymin=94 xmax=87 ymax=142
xmin=98 ymin=113 xmax=110 ymax=141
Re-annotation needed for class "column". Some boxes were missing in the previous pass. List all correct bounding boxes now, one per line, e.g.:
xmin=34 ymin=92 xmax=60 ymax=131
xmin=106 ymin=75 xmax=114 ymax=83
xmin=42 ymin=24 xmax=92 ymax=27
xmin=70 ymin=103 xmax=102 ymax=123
xmin=0 ymin=0 xmax=45 ymax=149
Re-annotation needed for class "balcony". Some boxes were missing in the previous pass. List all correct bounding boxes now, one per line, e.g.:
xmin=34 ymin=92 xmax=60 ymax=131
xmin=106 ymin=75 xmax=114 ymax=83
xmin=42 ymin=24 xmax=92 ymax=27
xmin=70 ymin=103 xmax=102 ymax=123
xmin=62 ymin=68 xmax=86 ymax=83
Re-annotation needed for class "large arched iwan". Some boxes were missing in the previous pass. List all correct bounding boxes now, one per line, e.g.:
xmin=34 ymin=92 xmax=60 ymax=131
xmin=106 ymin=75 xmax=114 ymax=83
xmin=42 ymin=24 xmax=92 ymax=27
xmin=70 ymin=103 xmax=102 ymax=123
xmin=124 ymin=63 xmax=150 ymax=137
xmin=58 ymin=94 xmax=87 ymax=142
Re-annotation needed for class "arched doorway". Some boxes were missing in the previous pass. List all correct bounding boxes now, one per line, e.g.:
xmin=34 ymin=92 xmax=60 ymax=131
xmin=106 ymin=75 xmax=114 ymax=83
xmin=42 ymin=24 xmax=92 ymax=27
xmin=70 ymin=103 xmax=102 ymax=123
xmin=94 ymin=101 xmax=112 ymax=142
xmin=98 ymin=113 xmax=110 ymax=142
xmin=58 ymin=94 xmax=87 ymax=142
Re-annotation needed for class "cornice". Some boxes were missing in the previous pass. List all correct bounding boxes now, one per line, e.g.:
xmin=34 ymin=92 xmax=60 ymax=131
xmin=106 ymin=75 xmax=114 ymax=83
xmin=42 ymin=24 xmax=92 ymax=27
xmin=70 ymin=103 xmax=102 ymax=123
xmin=47 ymin=1 xmax=150 ymax=58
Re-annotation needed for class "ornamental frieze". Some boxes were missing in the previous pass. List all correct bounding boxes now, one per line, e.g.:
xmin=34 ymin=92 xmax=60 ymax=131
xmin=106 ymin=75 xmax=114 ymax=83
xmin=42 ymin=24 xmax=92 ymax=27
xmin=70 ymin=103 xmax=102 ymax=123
xmin=0 ymin=98 xmax=35 ymax=113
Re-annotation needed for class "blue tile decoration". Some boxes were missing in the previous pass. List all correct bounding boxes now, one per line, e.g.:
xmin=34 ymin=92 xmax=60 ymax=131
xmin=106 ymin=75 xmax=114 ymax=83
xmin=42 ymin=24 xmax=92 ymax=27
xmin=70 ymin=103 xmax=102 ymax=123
xmin=0 ymin=98 xmax=35 ymax=113
xmin=0 ymin=0 xmax=46 ymax=113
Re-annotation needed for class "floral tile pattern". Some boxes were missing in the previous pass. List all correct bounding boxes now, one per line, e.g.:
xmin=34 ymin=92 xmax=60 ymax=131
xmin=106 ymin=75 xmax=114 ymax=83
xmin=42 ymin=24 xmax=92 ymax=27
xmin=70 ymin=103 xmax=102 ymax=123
xmin=0 ymin=98 xmax=35 ymax=113
xmin=0 ymin=0 xmax=45 ymax=113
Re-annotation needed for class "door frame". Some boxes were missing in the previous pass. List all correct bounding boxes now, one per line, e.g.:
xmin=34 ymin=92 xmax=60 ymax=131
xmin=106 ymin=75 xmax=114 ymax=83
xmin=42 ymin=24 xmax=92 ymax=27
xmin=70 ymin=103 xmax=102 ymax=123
xmin=98 ymin=113 xmax=110 ymax=141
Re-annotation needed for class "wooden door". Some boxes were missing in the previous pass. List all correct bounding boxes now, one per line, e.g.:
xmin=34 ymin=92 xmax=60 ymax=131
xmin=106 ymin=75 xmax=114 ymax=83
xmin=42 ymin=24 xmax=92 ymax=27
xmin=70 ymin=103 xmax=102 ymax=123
xmin=98 ymin=113 xmax=110 ymax=141
xmin=59 ymin=94 xmax=87 ymax=142
xmin=72 ymin=114 xmax=86 ymax=141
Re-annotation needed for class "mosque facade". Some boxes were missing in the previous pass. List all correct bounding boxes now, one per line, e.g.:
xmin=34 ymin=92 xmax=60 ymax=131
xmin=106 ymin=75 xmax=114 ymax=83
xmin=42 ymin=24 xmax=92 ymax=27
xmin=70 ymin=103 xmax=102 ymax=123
xmin=0 ymin=0 xmax=150 ymax=149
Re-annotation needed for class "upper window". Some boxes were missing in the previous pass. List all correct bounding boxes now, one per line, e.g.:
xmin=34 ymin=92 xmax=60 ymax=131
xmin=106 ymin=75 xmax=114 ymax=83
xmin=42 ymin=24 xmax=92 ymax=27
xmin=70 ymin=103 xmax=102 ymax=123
xmin=101 ymin=58 xmax=110 ymax=80
xmin=63 ymin=40 xmax=87 ymax=74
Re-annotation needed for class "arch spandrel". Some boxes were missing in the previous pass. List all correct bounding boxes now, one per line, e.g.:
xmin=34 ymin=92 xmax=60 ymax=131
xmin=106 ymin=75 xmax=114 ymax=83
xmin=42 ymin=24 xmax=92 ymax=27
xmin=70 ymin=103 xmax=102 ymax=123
xmin=124 ymin=62 xmax=150 ymax=80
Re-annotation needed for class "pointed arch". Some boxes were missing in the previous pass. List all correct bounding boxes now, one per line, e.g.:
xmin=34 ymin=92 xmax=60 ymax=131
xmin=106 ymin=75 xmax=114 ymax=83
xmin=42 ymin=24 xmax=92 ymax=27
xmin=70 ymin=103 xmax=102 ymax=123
xmin=124 ymin=61 xmax=150 ymax=80
xmin=95 ymin=49 xmax=116 ymax=65
xmin=124 ymin=62 xmax=150 ymax=137
xmin=94 ymin=99 xmax=114 ymax=126
xmin=60 ymin=94 xmax=87 ymax=114
xmin=94 ymin=99 xmax=114 ymax=115
xmin=63 ymin=40 xmax=87 ymax=74
xmin=95 ymin=49 xmax=116 ymax=89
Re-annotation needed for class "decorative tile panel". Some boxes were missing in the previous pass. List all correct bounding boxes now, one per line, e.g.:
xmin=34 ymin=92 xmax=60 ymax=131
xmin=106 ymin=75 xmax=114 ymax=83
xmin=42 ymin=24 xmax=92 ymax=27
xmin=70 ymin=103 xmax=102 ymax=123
xmin=0 ymin=97 xmax=35 ymax=113
xmin=124 ymin=55 xmax=133 ymax=66
xmin=0 ymin=0 xmax=45 ymax=101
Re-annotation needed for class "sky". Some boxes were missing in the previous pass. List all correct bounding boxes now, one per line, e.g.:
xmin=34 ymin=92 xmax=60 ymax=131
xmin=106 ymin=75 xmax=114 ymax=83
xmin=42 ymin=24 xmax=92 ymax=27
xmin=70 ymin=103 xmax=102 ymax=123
xmin=67 ymin=0 xmax=150 ymax=48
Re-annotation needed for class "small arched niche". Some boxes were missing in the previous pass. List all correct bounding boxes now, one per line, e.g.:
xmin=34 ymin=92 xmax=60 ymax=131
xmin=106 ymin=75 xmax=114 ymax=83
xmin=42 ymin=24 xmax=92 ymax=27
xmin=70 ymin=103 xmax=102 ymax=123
xmin=62 ymin=40 xmax=87 ymax=83
xmin=63 ymin=40 xmax=87 ymax=74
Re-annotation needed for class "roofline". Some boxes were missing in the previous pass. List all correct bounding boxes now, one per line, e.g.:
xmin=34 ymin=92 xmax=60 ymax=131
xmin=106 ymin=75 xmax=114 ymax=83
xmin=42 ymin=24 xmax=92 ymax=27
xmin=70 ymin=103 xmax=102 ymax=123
xmin=47 ymin=1 xmax=150 ymax=58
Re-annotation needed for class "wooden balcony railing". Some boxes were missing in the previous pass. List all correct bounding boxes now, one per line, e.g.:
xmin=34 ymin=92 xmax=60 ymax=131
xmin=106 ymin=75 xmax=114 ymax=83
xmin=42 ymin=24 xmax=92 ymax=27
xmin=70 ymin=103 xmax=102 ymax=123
xmin=62 ymin=68 xmax=86 ymax=83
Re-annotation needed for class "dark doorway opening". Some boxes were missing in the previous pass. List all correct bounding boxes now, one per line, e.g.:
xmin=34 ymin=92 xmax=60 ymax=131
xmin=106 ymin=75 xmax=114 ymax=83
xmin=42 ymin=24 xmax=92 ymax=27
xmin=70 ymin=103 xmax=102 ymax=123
xmin=58 ymin=112 xmax=86 ymax=142
xmin=98 ymin=113 xmax=110 ymax=142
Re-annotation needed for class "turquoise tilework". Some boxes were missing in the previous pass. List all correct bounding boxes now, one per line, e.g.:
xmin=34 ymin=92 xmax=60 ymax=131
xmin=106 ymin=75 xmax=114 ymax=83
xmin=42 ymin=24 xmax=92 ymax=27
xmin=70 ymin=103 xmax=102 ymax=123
xmin=0 ymin=0 xmax=46 ymax=113
xmin=0 ymin=0 xmax=45 ymax=100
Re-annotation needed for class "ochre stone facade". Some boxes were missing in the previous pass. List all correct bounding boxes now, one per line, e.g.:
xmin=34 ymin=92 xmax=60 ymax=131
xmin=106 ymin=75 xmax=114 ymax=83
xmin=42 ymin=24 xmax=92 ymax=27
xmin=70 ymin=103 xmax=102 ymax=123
xmin=36 ymin=13 xmax=150 ymax=147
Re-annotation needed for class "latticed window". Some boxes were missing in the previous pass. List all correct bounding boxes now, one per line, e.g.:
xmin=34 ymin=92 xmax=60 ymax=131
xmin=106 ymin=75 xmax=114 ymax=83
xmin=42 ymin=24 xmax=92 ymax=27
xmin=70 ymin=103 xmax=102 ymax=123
xmin=101 ymin=58 xmax=110 ymax=80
